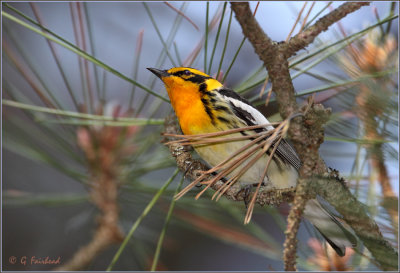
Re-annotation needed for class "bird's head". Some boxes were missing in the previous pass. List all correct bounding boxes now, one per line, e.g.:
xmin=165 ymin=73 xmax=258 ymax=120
xmin=147 ymin=67 xmax=225 ymax=134
xmin=147 ymin=67 xmax=223 ymax=100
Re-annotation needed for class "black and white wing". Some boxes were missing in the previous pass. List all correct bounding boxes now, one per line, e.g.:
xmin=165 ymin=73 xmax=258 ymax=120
xmin=217 ymin=87 xmax=301 ymax=171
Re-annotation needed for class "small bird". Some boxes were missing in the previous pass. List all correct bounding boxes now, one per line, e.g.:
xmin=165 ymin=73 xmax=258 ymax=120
xmin=148 ymin=67 xmax=356 ymax=256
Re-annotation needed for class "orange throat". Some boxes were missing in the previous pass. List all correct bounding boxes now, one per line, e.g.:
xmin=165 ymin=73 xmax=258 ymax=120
xmin=165 ymin=83 xmax=213 ymax=135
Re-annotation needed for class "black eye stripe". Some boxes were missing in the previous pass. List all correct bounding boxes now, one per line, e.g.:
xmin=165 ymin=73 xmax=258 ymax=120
xmin=171 ymin=70 xmax=188 ymax=76
xmin=187 ymin=75 xmax=209 ymax=84
xmin=172 ymin=70 xmax=191 ymax=76
xmin=171 ymin=70 xmax=211 ymax=82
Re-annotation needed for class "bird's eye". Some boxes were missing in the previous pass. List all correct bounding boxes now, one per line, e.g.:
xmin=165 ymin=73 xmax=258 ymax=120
xmin=183 ymin=70 xmax=191 ymax=76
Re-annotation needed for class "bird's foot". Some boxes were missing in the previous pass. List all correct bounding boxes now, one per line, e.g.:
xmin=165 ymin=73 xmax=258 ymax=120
xmin=236 ymin=182 xmax=266 ymax=208
xmin=235 ymin=184 xmax=252 ymax=209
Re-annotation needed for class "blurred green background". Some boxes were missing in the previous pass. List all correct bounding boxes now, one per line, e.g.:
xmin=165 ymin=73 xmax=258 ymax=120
xmin=2 ymin=1 xmax=398 ymax=271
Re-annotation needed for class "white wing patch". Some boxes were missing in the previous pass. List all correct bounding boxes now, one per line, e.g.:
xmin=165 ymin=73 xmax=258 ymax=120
xmin=224 ymin=95 xmax=275 ymax=130
xmin=216 ymin=90 xmax=275 ymax=131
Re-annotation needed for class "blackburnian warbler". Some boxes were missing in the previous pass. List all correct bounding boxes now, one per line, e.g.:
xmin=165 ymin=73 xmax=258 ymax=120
xmin=148 ymin=67 xmax=356 ymax=256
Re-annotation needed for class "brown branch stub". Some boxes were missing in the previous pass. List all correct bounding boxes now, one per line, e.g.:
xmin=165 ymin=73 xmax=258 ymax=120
xmin=286 ymin=2 xmax=370 ymax=57
xmin=54 ymin=224 xmax=123 ymax=271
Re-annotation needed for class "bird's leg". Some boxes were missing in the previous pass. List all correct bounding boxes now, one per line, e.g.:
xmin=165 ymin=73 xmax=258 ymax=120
xmin=235 ymin=184 xmax=253 ymax=208
xmin=237 ymin=182 xmax=266 ymax=208
xmin=243 ymin=185 xmax=253 ymax=208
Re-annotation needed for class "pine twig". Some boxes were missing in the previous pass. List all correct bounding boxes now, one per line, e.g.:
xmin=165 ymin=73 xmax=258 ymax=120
xmin=286 ymin=2 xmax=370 ymax=57
xmin=54 ymin=173 xmax=123 ymax=271
xmin=55 ymin=113 xmax=137 ymax=270
xmin=356 ymin=85 xmax=399 ymax=239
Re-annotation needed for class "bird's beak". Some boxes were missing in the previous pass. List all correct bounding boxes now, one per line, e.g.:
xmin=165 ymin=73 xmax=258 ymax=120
xmin=147 ymin=68 xmax=170 ymax=79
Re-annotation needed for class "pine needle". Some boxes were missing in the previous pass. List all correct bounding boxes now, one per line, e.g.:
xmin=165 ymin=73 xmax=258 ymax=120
xmin=169 ymin=114 xmax=295 ymax=225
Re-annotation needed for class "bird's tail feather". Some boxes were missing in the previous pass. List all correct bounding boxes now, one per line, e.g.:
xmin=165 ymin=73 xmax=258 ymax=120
xmin=304 ymin=199 xmax=357 ymax=257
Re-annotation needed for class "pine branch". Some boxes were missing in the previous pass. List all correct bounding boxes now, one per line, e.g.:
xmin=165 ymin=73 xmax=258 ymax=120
xmin=283 ymin=103 xmax=330 ymax=271
xmin=230 ymin=1 xmax=397 ymax=270
xmin=309 ymin=171 xmax=398 ymax=271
